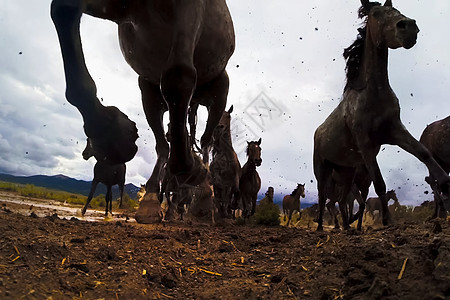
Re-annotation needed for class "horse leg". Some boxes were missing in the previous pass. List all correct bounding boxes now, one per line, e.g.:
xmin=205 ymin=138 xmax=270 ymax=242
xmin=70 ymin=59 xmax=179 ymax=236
xmin=50 ymin=0 xmax=138 ymax=164
xmin=314 ymin=157 xmax=332 ymax=231
xmin=287 ymin=211 xmax=292 ymax=227
xmin=389 ymin=128 xmax=450 ymax=210
xmin=188 ymin=102 xmax=201 ymax=152
xmin=194 ymin=71 xmax=229 ymax=163
xmin=82 ymin=180 xmax=99 ymax=216
xmin=118 ymin=183 xmax=124 ymax=209
xmin=106 ymin=186 xmax=112 ymax=216
xmin=160 ymin=2 xmax=207 ymax=186
xmin=357 ymin=149 xmax=390 ymax=225
xmin=134 ymin=79 xmax=167 ymax=223
xmin=327 ymin=201 xmax=340 ymax=230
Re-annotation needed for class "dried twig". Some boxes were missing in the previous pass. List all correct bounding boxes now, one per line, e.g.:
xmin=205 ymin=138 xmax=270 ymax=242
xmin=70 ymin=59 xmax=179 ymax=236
xmin=398 ymin=258 xmax=408 ymax=280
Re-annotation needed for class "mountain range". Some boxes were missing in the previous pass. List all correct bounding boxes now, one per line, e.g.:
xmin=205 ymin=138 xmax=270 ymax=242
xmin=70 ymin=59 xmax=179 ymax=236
xmin=0 ymin=173 xmax=141 ymax=200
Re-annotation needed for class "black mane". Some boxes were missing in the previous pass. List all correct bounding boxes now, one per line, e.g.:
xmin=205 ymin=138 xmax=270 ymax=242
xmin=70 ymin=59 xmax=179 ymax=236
xmin=291 ymin=186 xmax=300 ymax=196
xmin=343 ymin=1 xmax=381 ymax=92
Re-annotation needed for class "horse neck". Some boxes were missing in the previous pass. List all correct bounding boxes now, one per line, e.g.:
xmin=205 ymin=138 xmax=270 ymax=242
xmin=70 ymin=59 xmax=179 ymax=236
xmin=294 ymin=189 xmax=303 ymax=201
xmin=359 ymin=27 xmax=390 ymax=90
xmin=242 ymin=160 xmax=256 ymax=173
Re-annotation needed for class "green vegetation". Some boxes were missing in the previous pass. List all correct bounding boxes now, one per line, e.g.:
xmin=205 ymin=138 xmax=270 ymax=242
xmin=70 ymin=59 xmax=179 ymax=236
xmin=0 ymin=181 xmax=86 ymax=204
xmin=252 ymin=202 xmax=281 ymax=226
xmin=0 ymin=181 xmax=138 ymax=212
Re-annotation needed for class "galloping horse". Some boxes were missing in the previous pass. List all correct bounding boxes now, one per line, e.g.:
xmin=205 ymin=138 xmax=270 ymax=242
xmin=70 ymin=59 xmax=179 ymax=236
xmin=364 ymin=189 xmax=399 ymax=220
xmin=239 ymin=139 xmax=262 ymax=218
xmin=51 ymin=0 xmax=235 ymax=223
xmin=313 ymin=0 xmax=450 ymax=231
xmin=283 ymin=183 xmax=305 ymax=227
xmin=210 ymin=105 xmax=241 ymax=218
xmin=81 ymin=138 xmax=126 ymax=216
xmin=420 ymin=115 xmax=450 ymax=219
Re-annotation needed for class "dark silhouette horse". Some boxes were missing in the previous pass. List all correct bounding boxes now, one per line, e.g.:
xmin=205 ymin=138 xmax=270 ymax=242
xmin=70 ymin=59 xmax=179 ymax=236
xmin=239 ymin=139 xmax=262 ymax=218
xmin=365 ymin=189 xmax=399 ymax=220
xmin=259 ymin=187 xmax=275 ymax=206
xmin=81 ymin=138 xmax=125 ymax=216
xmin=210 ymin=105 xmax=241 ymax=218
xmin=51 ymin=0 xmax=235 ymax=223
xmin=313 ymin=0 xmax=450 ymax=231
xmin=325 ymin=166 xmax=371 ymax=231
xmin=420 ymin=115 xmax=450 ymax=219
xmin=283 ymin=183 xmax=305 ymax=227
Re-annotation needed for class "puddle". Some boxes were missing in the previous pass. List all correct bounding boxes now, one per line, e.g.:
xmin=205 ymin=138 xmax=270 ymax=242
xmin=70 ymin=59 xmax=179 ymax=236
xmin=0 ymin=191 xmax=135 ymax=222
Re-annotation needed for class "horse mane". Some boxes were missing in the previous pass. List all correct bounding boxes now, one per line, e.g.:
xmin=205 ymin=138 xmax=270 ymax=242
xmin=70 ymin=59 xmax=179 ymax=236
xmin=343 ymin=1 xmax=381 ymax=92
xmin=290 ymin=186 xmax=299 ymax=196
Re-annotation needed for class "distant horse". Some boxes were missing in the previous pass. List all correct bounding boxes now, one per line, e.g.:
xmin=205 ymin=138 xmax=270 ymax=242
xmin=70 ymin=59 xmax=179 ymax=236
xmin=239 ymin=139 xmax=262 ymax=218
xmin=259 ymin=187 xmax=275 ymax=206
xmin=420 ymin=116 xmax=450 ymax=219
xmin=81 ymin=138 xmax=125 ymax=216
xmin=210 ymin=105 xmax=241 ymax=218
xmin=51 ymin=0 xmax=235 ymax=223
xmin=283 ymin=184 xmax=305 ymax=226
xmin=313 ymin=0 xmax=450 ymax=231
xmin=365 ymin=190 xmax=399 ymax=221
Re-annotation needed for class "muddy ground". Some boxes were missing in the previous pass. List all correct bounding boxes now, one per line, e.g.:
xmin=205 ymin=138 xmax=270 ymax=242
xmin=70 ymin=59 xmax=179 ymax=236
xmin=0 ymin=192 xmax=449 ymax=300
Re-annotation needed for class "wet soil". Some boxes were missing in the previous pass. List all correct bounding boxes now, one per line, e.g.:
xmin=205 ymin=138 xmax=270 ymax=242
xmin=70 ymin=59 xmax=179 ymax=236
xmin=0 ymin=192 xmax=449 ymax=300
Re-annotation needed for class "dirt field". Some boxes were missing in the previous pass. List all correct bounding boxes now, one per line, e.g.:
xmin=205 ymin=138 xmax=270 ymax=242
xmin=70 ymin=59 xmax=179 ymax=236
xmin=0 ymin=193 xmax=449 ymax=300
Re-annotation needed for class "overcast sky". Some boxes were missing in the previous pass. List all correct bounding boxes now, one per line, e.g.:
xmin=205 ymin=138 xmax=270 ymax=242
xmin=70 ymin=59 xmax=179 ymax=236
xmin=0 ymin=0 xmax=449 ymax=206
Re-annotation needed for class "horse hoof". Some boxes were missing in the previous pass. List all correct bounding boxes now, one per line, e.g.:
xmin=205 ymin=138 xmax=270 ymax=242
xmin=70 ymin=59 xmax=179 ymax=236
xmin=134 ymin=193 xmax=162 ymax=224
xmin=84 ymin=106 xmax=138 ymax=164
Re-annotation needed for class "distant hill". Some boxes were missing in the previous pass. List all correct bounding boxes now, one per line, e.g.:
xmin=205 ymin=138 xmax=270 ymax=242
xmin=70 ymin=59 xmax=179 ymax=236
xmin=259 ymin=193 xmax=315 ymax=210
xmin=0 ymin=173 xmax=140 ymax=200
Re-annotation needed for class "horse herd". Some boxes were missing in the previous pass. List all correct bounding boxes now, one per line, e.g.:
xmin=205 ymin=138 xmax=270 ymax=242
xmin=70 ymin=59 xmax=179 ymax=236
xmin=51 ymin=0 xmax=450 ymax=230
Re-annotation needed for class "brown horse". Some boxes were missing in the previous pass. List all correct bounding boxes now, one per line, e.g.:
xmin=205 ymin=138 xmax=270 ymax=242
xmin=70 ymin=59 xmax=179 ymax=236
xmin=283 ymin=184 xmax=305 ymax=227
xmin=420 ymin=115 xmax=450 ymax=219
xmin=210 ymin=105 xmax=241 ymax=218
xmin=313 ymin=0 xmax=450 ymax=231
xmin=81 ymin=138 xmax=125 ymax=216
xmin=51 ymin=0 xmax=235 ymax=223
xmin=365 ymin=189 xmax=399 ymax=220
xmin=239 ymin=139 xmax=262 ymax=218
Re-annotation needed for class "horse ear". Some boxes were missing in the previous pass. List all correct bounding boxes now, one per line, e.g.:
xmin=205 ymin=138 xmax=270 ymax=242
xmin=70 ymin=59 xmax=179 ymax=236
xmin=360 ymin=0 xmax=370 ymax=8
xmin=384 ymin=0 xmax=392 ymax=7
xmin=228 ymin=105 xmax=233 ymax=113
xmin=257 ymin=137 xmax=261 ymax=145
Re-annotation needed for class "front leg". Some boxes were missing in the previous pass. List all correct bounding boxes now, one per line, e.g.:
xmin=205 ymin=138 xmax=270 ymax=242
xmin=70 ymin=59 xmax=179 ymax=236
xmin=51 ymin=0 xmax=138 ymax=164
xmin=82 ymin=180 xmax=99 ymax=216
xmin=194 ymin=71 xmax=229 ymax=163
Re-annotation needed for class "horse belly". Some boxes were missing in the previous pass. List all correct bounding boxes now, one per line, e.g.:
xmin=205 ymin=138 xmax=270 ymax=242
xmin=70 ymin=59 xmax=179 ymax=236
xmin=314 ymin=120 xmax=363 ymax=167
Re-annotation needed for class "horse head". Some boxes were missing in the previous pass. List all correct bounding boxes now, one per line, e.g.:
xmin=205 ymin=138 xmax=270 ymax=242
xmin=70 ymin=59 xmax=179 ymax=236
xmin=298 ymin=183 xmax=306 ymax=198
xmin=387 ymin=189 xmax=399 ymax=204
xmin=82 ymin=138 xmax=94 ymax=160
xmin=361 ymin=0 xmax=419 ymax=50
xmin=246 ymin=138 xmax=262 ymax=167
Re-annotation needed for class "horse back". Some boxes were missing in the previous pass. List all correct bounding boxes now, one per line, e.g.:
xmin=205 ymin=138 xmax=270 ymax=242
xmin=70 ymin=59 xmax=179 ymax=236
xmin=420 ymin=116 xmax=450 ymax=173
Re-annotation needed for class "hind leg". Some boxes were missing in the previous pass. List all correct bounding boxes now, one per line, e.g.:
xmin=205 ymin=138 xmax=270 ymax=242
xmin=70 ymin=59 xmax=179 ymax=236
xmin=51 ymin=0 xmax=138 ymax=164
xmin=194 ymin=71 xmax=229 ymax=164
